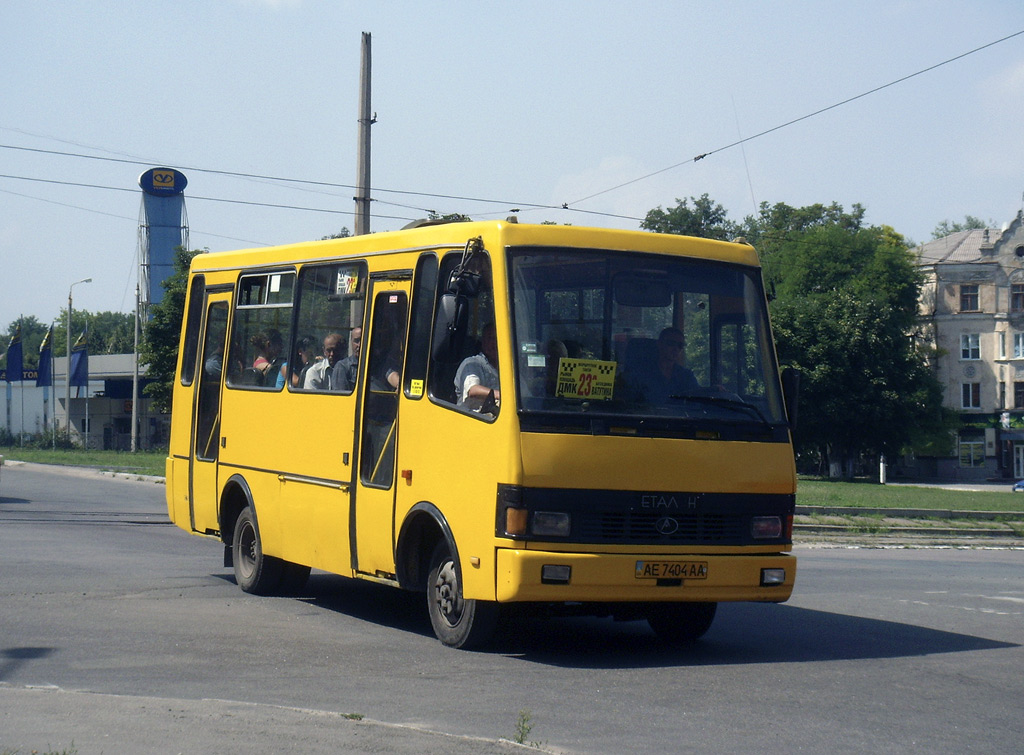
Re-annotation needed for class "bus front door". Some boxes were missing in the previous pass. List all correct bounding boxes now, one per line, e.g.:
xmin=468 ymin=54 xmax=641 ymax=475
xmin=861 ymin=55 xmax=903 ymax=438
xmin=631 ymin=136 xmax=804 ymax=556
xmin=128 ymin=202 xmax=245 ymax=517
xmin=353 ymin=279 xmax=410 ymax=578
xmin=189 ymin=297 xmax=230 ymax=535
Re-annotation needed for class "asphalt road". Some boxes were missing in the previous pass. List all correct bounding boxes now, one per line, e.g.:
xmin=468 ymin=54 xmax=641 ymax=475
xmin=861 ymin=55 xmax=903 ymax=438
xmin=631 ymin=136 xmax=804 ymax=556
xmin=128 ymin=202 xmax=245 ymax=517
xmin=2 ymin=462 xmax=1022 ymax=754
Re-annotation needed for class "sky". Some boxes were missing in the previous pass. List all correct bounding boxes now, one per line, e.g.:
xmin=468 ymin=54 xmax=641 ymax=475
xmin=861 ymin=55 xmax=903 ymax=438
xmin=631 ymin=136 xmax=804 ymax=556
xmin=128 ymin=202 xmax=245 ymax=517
xmin=2 ymin=0 xmax=1024 ymax=332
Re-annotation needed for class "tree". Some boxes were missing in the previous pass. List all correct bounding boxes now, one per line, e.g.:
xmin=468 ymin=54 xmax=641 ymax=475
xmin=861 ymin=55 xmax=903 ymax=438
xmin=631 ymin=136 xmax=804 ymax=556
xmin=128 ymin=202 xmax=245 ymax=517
xmin=931 ymin=215 xmax=989 ymax=239
xmin=140 ymin=247 xmax=204 ymax=413
xmin=641 ymin=194 xmax=739 ymax=240
xmin=321 ymin=228 xmax=352 ymax=240
xmin=643 ymin=196 xmax=952 ymax=477
xmin=762 ymin=209 xmax=950 ymax=475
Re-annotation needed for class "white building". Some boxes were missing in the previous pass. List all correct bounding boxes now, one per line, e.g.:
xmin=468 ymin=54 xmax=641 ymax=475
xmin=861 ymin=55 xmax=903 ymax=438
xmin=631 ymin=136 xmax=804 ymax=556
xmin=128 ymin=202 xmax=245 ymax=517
xmin=2 ymin=354 xmax=164 ymax=450
xmin=915 ymin=210 xmax=1024 ymax=480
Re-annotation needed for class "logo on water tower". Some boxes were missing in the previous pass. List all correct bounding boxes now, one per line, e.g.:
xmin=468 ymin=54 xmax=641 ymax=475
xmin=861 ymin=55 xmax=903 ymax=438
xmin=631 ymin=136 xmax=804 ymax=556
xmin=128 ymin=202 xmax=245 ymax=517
xmin=138 ymin=167 xmax=187 ymax=196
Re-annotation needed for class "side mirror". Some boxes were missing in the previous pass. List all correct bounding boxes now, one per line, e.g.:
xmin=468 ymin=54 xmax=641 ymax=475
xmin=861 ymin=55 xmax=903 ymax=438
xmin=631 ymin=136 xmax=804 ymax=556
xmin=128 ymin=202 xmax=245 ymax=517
xmin=781 ymin=367 xmax=800 ymax=429
xmin=431 ymin=292 xmax=468 ymax=361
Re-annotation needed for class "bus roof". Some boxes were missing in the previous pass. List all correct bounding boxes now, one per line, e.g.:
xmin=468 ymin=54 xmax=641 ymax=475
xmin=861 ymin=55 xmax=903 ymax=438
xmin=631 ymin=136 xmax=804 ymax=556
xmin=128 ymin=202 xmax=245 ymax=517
xmin=188 ymin=220 xmax=761 ymax=274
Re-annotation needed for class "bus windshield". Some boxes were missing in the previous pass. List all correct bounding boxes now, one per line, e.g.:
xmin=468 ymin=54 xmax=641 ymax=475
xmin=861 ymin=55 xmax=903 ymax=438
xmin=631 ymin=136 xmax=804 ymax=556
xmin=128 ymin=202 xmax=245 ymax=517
xmin=509 ymin=246 xmax=787 ymax=432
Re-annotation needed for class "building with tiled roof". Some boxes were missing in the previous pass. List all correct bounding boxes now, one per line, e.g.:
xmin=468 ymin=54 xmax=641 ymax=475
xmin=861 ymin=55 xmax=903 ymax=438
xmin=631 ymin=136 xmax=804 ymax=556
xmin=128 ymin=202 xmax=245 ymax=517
xmin=913 ymin=210 xmax=1024 ymax=479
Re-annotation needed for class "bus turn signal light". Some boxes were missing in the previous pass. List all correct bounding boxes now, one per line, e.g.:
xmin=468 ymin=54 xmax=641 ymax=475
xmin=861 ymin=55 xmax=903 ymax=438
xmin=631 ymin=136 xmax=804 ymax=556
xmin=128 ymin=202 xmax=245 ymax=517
xmin=504 ymin=507 xmax=528 ymax=537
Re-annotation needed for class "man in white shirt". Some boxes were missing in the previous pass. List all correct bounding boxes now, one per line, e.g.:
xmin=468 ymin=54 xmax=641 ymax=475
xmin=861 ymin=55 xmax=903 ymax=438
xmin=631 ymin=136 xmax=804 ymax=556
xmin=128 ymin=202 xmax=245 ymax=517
xmin=303 ymin=333 xmax=343 ymax=390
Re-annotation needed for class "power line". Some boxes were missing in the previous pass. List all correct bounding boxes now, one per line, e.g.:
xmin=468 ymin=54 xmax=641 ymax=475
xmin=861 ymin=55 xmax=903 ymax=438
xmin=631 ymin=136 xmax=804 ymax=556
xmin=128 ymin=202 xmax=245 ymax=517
xmin=0 ymin=172 xmax=416 ymax=221
xmin=0 ymin=142 xmax=558 ymax=213
xmin=568 ymin=28 xmax=1024 ymax=206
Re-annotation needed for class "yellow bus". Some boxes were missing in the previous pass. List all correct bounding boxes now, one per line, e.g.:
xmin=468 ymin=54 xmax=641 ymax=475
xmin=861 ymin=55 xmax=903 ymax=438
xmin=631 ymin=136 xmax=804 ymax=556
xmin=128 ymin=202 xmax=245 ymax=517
xmin=166 ymin=220 xmax=799 ymax=648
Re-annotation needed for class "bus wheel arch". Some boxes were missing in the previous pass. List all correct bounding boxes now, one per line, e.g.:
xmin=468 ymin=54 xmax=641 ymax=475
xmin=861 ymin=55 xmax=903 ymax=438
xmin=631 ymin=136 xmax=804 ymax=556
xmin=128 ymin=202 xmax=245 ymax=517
xmin=218 ymin=474 xmax=254 ymax=551
xmin=395 ymin=502 xmax=456 ymax=592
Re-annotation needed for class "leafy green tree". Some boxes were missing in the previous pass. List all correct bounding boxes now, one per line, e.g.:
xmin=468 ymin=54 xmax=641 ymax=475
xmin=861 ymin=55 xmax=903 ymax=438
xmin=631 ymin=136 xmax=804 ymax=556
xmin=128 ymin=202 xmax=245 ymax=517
xmin=763 ymin=212 xmax=950 ymax=474
xmin=931 ymin=215 xmax=989 ymax=239
xmin=644 ymin=196 xmax=952 ymax=476
xmin=140 ymin=247 xmax=204 ymax=413
xmin=641 ymin=194 xmax=739 ymax=240
xmin=321 ymin=228 xmax=352 ymax=239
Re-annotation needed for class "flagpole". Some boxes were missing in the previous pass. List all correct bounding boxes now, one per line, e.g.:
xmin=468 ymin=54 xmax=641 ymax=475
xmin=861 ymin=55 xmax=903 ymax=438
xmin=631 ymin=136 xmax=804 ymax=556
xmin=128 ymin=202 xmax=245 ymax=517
xmin=67 ymin=278 xmax=92 ymax=444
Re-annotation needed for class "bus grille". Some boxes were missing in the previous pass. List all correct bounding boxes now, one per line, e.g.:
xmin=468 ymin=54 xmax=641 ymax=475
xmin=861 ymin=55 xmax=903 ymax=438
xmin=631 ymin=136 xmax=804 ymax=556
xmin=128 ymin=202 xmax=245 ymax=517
xmin=576 ymin=511 xmax=747 ymax=544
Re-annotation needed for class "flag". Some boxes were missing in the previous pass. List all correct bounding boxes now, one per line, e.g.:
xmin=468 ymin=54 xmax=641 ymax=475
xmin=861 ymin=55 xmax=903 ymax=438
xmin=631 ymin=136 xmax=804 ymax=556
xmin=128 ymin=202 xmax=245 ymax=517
xmin=5 ymin=323 xmax=23 ymax=383
xmin=36 ymin=324 xmax=53 ymax=387
xmin=69 ymin=327 xmax=89 ymax=388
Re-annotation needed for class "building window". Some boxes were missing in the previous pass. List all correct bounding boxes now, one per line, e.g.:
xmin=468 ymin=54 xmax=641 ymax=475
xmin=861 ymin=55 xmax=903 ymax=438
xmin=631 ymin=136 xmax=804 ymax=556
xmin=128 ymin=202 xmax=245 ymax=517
xmin=960 ymin=284 xmax=979 ymax=312
xmin=961 ymin=382 xmax=981 ymax=409
xmin=999 ymin=332 xmax=1006 ymax=359
xmin=961 ymin=333 xmax=980 ymax=360
xmin=1012 ymin=284 xmax=1024 ymax=312
xmin=959 ymin=440 xmax=985 ymax=468
xmin=1015 ymin=382 xmax=1024 ymax=408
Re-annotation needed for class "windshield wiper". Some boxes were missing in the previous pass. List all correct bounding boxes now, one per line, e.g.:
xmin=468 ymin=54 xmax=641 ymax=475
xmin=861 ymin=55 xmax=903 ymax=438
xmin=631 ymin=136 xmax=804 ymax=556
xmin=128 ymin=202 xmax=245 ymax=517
xmin=668 ymin=393 xmax=773 ymax=426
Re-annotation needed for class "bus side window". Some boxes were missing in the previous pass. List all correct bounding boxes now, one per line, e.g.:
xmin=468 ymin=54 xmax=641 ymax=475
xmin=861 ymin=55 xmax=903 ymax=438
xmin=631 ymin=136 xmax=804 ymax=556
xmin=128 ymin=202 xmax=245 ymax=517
xmin=226 ymin=271 xmax=295 ymax=390
xmin=291 ymin=262 xmax=366 ymax=393
xmin=179 ymin=275 xmax=206 ymax=387
xmin=403 ymin=253 xmax=438 ymax=399
xmin=427 ymin=251 xmax=497 ymax=416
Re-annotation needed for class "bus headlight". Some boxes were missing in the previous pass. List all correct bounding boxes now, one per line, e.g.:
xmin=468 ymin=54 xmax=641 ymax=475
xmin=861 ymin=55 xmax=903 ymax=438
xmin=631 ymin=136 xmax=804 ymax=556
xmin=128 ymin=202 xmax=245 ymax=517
xmin=532 ymin=511 xmax=571 ymax=538
xmin=751 ymin=516 xmax=783 ymax=539
xmin=761 ymin=568 xmax=786 ymax=586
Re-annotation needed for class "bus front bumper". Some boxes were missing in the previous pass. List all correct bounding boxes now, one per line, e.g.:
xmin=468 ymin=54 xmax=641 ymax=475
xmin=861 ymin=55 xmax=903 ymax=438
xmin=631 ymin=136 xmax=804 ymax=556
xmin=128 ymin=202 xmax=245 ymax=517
xmin=494 ymin=548 xmax=795 ymax=603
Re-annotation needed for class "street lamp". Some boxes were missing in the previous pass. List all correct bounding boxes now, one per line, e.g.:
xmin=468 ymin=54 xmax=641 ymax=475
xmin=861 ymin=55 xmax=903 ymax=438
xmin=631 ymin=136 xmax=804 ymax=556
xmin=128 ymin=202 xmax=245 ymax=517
xmin=66 ymin=277 xmax=92 ymax=441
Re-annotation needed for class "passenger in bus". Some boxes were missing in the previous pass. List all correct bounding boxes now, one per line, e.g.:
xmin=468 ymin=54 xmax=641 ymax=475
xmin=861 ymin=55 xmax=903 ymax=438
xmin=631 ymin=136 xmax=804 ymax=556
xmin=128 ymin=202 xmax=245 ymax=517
xmin=303 ymin=333 xmax=343 ymax=390
xmin=252 ymin=330 xmax=285 ymax=387
xmin=280 ymin=334 xmax=317 ymax=389
xmin=455 ymin=323 xmax=500 ymax=412
xmin=330 ymin=327 xmax=361 ymax=392
xmin=630 ymin=326 xmax=698 ymax=402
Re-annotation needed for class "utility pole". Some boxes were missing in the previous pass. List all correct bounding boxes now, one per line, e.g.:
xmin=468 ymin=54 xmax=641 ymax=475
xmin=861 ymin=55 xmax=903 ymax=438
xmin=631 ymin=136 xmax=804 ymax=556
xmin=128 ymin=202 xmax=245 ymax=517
xmin=131 ymin=283 xmax=139 ymax=453
xmin=354 ymin=31 xmax=374 ymax=236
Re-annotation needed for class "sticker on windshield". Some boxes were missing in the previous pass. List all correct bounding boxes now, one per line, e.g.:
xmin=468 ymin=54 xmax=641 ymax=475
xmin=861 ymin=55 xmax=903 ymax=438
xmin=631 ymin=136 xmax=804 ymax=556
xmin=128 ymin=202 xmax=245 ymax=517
xmin=555 ymin=358 xmax=617 ymax=400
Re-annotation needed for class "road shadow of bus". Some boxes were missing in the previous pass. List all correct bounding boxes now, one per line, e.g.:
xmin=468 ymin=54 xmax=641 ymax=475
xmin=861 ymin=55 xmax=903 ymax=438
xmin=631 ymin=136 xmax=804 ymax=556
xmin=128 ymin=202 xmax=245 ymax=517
xmin=288 ymin=574 xmax=1017 ymax=666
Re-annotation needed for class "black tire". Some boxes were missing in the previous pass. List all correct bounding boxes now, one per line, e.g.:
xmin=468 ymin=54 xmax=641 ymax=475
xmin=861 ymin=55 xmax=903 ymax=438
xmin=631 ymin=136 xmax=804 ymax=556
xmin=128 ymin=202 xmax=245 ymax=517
xmin=426 ymin=542 xmax=498 ymax=649
xmin=232 ymin=507 xmax=283 ymax=595
xmin=645 ymin=602 xmax=717 ymax=645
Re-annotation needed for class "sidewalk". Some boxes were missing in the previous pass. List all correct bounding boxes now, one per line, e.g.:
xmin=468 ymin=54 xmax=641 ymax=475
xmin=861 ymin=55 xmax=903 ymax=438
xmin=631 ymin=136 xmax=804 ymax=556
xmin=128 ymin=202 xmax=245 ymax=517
xmin=0 ymin=685 xmax=533 ymax=755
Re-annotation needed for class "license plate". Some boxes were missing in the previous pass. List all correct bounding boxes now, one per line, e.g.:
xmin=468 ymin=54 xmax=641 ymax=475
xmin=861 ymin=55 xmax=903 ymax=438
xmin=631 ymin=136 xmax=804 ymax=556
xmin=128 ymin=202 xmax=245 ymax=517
xmin=635 ymin=560 xmax=708 ymax=579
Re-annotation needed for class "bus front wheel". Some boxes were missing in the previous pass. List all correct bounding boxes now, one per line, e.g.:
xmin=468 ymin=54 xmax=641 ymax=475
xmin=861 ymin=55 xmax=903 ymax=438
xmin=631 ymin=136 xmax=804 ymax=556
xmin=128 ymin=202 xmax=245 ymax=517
xmin=232 ymin=507 xmax=282 ymax=595
xmin=426 ymin=542 xmax=497 ymax=649
xmin=645 ymin=601 xmax=717 ymax=645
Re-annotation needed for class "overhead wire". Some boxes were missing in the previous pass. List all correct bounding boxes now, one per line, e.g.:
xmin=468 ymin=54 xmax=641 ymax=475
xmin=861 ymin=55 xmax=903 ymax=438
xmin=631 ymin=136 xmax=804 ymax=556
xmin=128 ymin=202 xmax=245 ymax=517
xmin=2 ymin=27 xmax=1022 ymax=228
xmin=566 ymin=28 xmax=1024 ymax=207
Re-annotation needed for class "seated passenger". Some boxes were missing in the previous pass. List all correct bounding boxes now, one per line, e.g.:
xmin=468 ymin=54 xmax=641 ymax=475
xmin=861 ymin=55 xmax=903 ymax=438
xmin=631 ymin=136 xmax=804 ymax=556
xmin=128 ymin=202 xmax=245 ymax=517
xmin=330 ymin=327 xmax=362 ymax=392
xmin=252 ymin=330 xmax=285 ymax=387
xmin=454 ymin=323 xmax=500 ymax=412
xmin=631 ymin=327 xmax=698 ymax=403
xmin=303 ymin=333 xmax=343 ymax=390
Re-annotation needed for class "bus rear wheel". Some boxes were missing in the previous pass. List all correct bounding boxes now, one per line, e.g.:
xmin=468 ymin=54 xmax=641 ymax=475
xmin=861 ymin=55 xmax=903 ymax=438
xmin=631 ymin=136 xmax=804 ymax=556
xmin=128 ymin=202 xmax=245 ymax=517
xmin=645 ymin=602 xmax=717 ymax=645
xmin=427 ymin=542 xmax=497 ymax=649
xmin=232 ymin=507 xmax=282 ymax=595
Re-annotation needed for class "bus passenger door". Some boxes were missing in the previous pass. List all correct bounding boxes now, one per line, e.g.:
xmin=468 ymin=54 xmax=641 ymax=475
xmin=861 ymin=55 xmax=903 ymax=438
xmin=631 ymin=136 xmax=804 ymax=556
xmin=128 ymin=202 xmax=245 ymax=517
xmin=190 ymin=297 xmax=230 ymax=535
xmin=353 ymin=278 xmax=410 ymax=577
